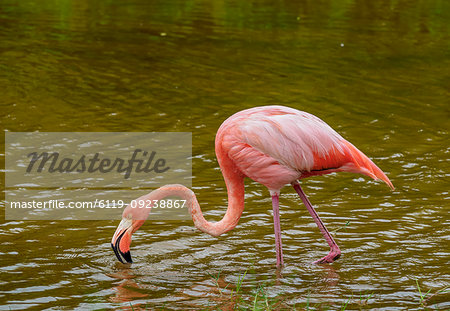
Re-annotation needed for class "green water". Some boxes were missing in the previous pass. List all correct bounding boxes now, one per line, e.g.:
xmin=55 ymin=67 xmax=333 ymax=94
xmin=0 ymin=0 xmax=449 ymax=309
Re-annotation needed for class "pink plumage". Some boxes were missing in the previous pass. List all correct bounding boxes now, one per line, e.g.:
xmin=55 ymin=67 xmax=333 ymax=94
xmin=217 ymin=105 xmax=393 ymax=192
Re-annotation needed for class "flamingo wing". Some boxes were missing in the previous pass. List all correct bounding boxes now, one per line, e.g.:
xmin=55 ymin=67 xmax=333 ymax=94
xmin=222 ymin=106 xmax=393 ymax=190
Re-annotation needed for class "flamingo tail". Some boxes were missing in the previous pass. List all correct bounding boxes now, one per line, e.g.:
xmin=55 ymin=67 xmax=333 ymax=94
xmin=340 ymin=140 xmax=394 ymax=190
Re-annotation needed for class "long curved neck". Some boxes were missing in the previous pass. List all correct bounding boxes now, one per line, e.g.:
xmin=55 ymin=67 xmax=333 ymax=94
xmin=126 ymin=173 xmax=245 ymax=237
xmin=204 ymin=162 xmax=245 ymax=236
xmin=175 ymin=168 xmax=245 ymax=237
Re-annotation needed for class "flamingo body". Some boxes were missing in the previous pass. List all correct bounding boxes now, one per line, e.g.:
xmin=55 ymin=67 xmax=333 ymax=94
xmin=217 ymin=106 xmax=392 ymax=191
xmin=112 ymin=106 xmax=393 ymax=265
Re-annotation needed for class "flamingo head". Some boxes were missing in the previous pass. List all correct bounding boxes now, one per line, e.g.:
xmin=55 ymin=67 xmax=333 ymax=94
xmin=111 ymin=216 xmax=144 ymax=264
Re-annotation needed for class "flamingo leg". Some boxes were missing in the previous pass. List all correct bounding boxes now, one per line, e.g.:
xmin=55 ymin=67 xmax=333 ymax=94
xmin=271 ymin=193 xmax=284 ymax=267
xmin=292 ymin=183 xmax=341 ymax=264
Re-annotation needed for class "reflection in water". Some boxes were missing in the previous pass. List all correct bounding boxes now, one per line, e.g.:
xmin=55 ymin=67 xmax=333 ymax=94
xmin=109 ymin=268 xmax=149 ymax=304
xmin=0 ymin=0 xmax=449 ymax=310
xmin=319 ymin=264 xmax=340 ymax=288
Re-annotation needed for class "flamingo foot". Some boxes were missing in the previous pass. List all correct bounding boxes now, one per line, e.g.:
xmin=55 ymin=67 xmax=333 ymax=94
xmin=314 ymin=248 xmax=341 ymax=264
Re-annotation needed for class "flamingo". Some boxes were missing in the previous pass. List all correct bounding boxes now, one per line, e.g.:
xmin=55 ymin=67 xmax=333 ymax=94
xmin=112 ymin=105 xmax=393 ymax=266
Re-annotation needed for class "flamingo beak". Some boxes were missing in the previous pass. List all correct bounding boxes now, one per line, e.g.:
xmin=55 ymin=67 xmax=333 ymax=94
xmin=111 ymin=218 xmax=133 ymax=264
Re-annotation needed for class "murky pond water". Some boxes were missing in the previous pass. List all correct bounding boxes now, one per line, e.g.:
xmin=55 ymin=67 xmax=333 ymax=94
xmin=1 ymin=0 xmax=449 ymax=310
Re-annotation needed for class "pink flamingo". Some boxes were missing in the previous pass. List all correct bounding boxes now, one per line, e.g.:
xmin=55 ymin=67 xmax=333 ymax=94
xmin=112 ymin=106 xmax=393 ymax=266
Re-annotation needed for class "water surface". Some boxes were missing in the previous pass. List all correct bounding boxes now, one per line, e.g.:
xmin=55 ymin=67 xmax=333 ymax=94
xmin=0 ymin=0 xmax=449 ymax=309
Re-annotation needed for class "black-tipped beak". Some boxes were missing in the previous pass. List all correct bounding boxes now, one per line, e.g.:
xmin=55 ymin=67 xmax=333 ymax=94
xmin=111 ymin=229 xmax=133 ymax=264
xmin=111 ymin=218 xmax=134 ymax=264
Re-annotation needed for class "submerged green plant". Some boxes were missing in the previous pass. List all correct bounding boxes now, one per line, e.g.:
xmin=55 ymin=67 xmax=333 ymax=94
xmin=207 ymin=270 xmax=229 ymax=296
xmin=416 ymin=279 xmax=432 ymax=307
xmin=249 ymin=284 xmax=279 ymax=311
xmin=231 ymin=269 xmax=247 ymax=299
xmin=359 ymin=291 xmax=374 ymax=306
xmin=415 ymin=279 xmax=449 ymax=309
xmin=340 ymin=293 xmax=352 ymax=310
xmin=202 ymin=272 xmax=445 ymax=310
xmin=333 ymin=220 xmax=350 ymax=236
